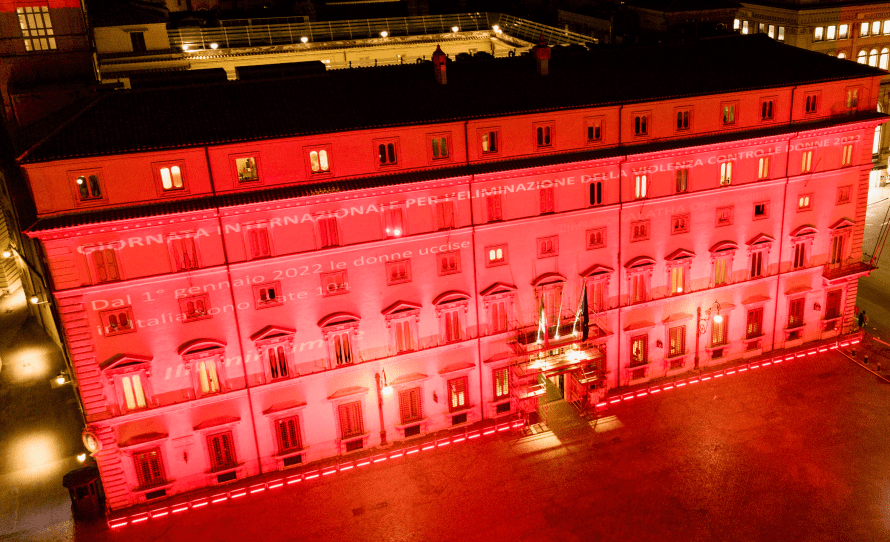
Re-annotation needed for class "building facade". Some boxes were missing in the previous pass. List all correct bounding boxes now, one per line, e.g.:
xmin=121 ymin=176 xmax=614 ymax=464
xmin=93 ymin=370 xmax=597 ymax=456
xmin=17 ymin=34 xmax=884 ymax=511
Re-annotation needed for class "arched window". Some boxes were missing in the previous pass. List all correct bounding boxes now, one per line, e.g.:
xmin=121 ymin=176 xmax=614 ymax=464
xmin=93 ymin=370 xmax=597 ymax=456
xmin=869 ymin=48 xmax=878 ymax=66
xmin=881 ymin=48 xmax=889 ymax=69
xmin=837 ymin=52 xmax=846 ymax=60
xmin=858 ymin=49 xmax=867 ymax=64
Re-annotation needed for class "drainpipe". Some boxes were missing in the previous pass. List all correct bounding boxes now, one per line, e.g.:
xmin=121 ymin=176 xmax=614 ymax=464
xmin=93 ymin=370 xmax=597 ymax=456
xmin=615 ymin=105 xmax=623 ymax=390
xmin=464 ymin=120 xmax=487 ymax=419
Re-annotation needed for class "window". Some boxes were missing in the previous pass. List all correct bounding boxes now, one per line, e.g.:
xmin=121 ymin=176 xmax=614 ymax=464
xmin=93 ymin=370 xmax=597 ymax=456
xmin=486 ymin=193 xmax=503 ymax=221
xmin=309 ymin=149 xmax=330 ymax=173
xmin=846 ymin=88 xmax=859 ymax=109
xmin=750 ymin=251 xmax=764 ymax=278
xmin=759 ymin=23 xmax=765 ymax=34
xmin=448 ymin=376 xmax=468 ymax=412
xmin=207 ymin=432 xmax=236 ymax=472
xmin=778 ymin=26 xmax=785 ymax=41
xmin=858 ymin=49 xmax=867 ymax=64
xmin=235 ymin=156 xmax=259 ymax=181
xmin=711 ymin=316 xmax=727 ymax=346
xmin=837 ymin=185 xmax=852 ymax=204
xmin=739 ymin=20 xmax=748 ymax=34
xmin=825 ymin=289 xmax=843 ymax=320
xmin=754 ymin=201 xmax=769 ymax=219
xmin=481 ymin=130 xmax=499 ymax=153
xmin=800 ymin=150 xmax=813 ymax=173
xmin=317 ymin=216 xmax=340 ymax=248
xmin=671 ymin=214 xmax=689 ymax=234
xmin=874 ymin=20 xmax=882 ymax=36
xmin=870 ymin=48 xmax=879 ymax=67
xmin=377 ymin=141 xmax=398 ymax=166
xmin=669 ymin=265 xmax=685 ymax=295
xmin=494 ymin=367 xmax=509 ymax=399
xmin=761 ymin=100 xmax=774 ymax=121
xmin=633 ymin=114 xmax=649 ymax=136
xmin=676 ymin=168 xmax=689 ymax=193
xmin=277 ymin=417 xmax=302 ymax=453
xmin=814 ymin=27 xmax=824 ymax=41
xmin=798 ymin=194 xmax=812 ymax=211
xmin=331 ymin=332 xmax=353 ymax=365
xmin=839 ymin=24 xmax=849 ymax=39
xmin=587 ymin=118 xmax=603 ymax=142
xmin=438 ymin=251 xmax=461 ymax=275
xmin=589 ymin=181 xmax=604 ymax=205
xmin=719 ymin=161 xmax=732 ymax=186
xmin=539 ymin=185 xmax=555 ymax=214
xmin=838 ymin=52 xmax=847 ymax=60
xmin=431 ymin=137 xmax=448 ymax=159
xmin=443 ymin=310 xmax=462 ymax=342
xmin=876 ymin=125 xmax=882 ymax=155
xmin=168 ymin=235 xmax=199 ymax=271
xmin=630 ymin=273 xmax=647 ymax=303
xmin=393 ymin=319 xmax=415 ymax=352
xmin=156 ymin=164 xmax=185 ymax=192
xmin=885 ymin=20 xmax=890 ymax=35
xmin=734 ymin=19 xmax=740 ymax=30
xmin=535 ymin=124 xmax=553 ymax=148
xmin=746 ymin=308 xmax=763 ymax=339
xmin=245 ymin=225 xmax=271 ymax=260
xmin=318 ymin=272 xmax=348 ymax=298
xmin=101 ymin=307 xmax=135 ymax=336
xmin=805 ymin=94 xmax=818 ymax=114
xmin=254 ymin=281 xmax=283 ymax=308
xmin=861 ymin=21 xmax=870 ymax=37
xmin=792 ymin=243 xmax=806 ymax=269
xmin=89 ymin=248 xmax=121 ymax=283
xmin=676 ymin=109 xmax=690 ymax=131
xmin=630 ymin=335 xmax=647 ymax=366
xmin=267 ymin=345 xmax=289 ymax=380
xmin=384 ymin=207 xmax=405 ymax=238
xmin=537 ymin=235 xmax=558 ymax=258
xmin=631 ymin=220 xmax=649 ymax=242
xmin=435 ymin=200 xmax=455 ymax=230
xmin=73 ymin=173 xmax=103 ymax=202
xmin=338 ymin=401 xmax=364 ymax=439
xmin=196 ymin=359 xmax=220 ymax=394
xmin=386 ymin=259 xmax=411 ymax=285
xmin=668 ymin=326 xmax=685 ymax=357
xmin=634 ymin=174 xmax=647 ymax=199
xmin=788 ymin=298 xmax=805 ymax=329
xmin=768 ymin=25 xmax=775 ymax=39
xmin=758 ymin=156 xmax=770 ymax=180
xmin=882 ymin=48 xmax=890 ymax=70
xmin=829 ymin=233 xmax=846 ymax=264
xmin=179 ymin=295 xmax=210 ymax=321
xmin=842 ymin=144 xmax=854 ymax=166
xmin=490 ymin=298 xmax=509 ymax=333
xmin=133 ymin=449 xmax=165 ymax=489
xmin=716 ymin=206 xmax=734 ymax=227
xmin=122 ymin=374 xmax=147 ymax=411
xmin=486 ymin=245 xmax=506 ymax=266
xmin=714 ymin=256 xmax=730 ymax=285
xmin=398 ymin=388 xmax=423 ymax=424
xmin=588 ymin=278 xmax=607 ymax=312
xmin=827 ymin=25 xmax=837 ymax=40
xmin=587 ymin=228 xmax=606 ymax=249
xmin=17 ymin=7 xmax=55 ymax=51
xmin=722 ymin=104 xmax=736 ymax=125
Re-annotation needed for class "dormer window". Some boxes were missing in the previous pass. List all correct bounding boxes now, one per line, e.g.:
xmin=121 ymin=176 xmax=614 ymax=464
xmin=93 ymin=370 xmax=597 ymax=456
xmin=233 ymin=155 xmax=259 ymax=182
xmin=154 ymin=162 xmax=187 ymax=194
xmin=71 ymin=171 xmax=104 ymax=203
xmin=375 ymin=139 xmax=399 ymax=167
xmin=535 ymin=122 xmax=553 ymax=148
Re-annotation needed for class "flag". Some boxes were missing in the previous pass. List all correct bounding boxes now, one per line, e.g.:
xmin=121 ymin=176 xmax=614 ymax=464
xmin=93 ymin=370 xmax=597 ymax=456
xmin=580 ymin=286 xmax=590 ymax=341
xmin=537 ymin=297 xmax=549 ymax=348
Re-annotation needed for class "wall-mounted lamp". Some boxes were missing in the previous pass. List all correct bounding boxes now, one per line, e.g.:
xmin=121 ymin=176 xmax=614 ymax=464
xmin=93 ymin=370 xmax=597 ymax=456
xmin=380 ymin=30 xmax=388 ymax=38
xmin=2 ymin=249 xmax=11 ymax=259
xmin=77 ymin=453 xmax=86 ymax=463
xmin=381 ymin=369 xmax=393 ymax=396
xmin=452 ymin=26 xmax=460 ymax=33
xmin=210 ymin=42 xmax=219 ymax=50
xmin=30 ymin=295 xmax=49 ymax=305
xmin=814 ymin=302 xmax=821 ymax=311
xmin=301 ymin=36 xmax=309 ymax=43
xmin=492 ymin=25 xmax=500 ymax=33
xmin=656 ymin=339 xmax=663 ymax=348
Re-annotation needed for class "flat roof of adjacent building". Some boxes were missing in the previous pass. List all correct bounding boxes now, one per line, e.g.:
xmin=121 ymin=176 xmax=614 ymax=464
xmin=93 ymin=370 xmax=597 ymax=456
xmin=19 ymin=34 xmax=884 ymax=164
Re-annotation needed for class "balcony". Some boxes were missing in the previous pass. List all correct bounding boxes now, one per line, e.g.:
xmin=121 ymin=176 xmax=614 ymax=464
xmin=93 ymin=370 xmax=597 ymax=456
xmin=823 ymin=257 xmax=875 ymax=283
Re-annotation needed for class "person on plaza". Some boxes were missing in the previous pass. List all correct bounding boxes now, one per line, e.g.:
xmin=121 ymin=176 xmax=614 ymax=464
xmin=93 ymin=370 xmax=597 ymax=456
xmin=858 ymin=310 xmax=869 ymax=330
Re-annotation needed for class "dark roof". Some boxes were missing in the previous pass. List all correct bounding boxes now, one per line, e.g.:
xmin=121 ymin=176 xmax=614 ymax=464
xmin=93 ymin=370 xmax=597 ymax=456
xmin=626 ymin=0 xmax=741 ymax=12
xmin=19 ymin=34 xmax=884 ymax=164
xmin=28 ymin=111 xmax=887 ymax=233
xmin=85 ymin=0 xmax=168 ymax=27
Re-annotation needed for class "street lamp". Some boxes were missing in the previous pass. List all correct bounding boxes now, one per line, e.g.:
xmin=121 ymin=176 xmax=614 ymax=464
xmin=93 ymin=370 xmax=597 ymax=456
xmin=694 ymin=300 xmax=722 ymax=370
xmin=374 ymin=370 xmax=391 ymax=446
xmin=380 ymin=31 xmax=388 ymax=38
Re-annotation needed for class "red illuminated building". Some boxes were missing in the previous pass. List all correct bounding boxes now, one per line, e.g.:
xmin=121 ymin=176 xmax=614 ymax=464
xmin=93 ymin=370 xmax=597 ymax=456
xmin=16 ymin=34 xmax=885 ymax=511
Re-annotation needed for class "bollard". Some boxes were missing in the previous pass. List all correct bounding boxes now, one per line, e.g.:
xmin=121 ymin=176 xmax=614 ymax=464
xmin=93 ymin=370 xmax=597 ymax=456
xmin=851 ymin=349 xmax=856 ymax=357
xmin=864 ymin=354 xmax=869 ymax=364
xmin=877 ymin=362 xmax=882 ymax=372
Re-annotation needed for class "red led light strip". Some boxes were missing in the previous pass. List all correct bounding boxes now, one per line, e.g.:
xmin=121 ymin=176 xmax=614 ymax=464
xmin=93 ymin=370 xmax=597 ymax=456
xmin=595 ymin=336 xmax=860 ymax=410
xmin=107 ymin=419 xmax=525 ymax=530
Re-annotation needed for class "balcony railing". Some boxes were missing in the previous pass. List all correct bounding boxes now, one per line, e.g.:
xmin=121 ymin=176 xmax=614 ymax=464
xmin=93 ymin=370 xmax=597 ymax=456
xmin=822 ymin=256 xmax=876 ymax=281
xmin=168 ymin=13 xmax=593 ymax=52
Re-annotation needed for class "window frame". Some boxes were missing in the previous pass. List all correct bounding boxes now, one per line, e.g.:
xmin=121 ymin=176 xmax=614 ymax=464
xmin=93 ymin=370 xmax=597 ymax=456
xmin=760 ymin=97 xmax=776 ymax=122
xmin=179 ymin=294 xmax=212 ymax=322
xmin=533 ymin=121 xmax=554 ymax=149
xmin=675 ymin=168 xmax=689 ymax=193
xmin=167 ymin=233 xmax=201 ymax=271
xmin=836 ymin=185 xmax=852 ymax=205
xmin=427 ymin=133 xmax=452 ymax=163
xmin=667 ymin=325 xmax=686 ymax=358
xmin=133 ymin=447 xmax=167 ymax=490
xmin=797 ymin=193 xmax=813 ymax=211
xmin=537 ymin=235 xmax=558 ymax=258
xmin=634 ymin=173 xmax=648 ymax=199
xmin=753 ymin=201 xmax=770 ymax=220
xmin=437 ymin=251 xmax=461 ymax=275
xmin=69 ymin=170 xmax=106 ymax=205
xmin=632 ymin=111 xmax=651 ymax=137
xmin=485 ymin=244 xmax=507 ymax=267
xmin=84 ymin=245 xmax=123 ymax=284
xmin=721 ymin=101 xmax=738 ymax=126
xmin=804 ymin=93 xmax=820 ymax=115
xmin=674 ymin=107 xmax=692 ymax=132
xmin=386 ymin=259 xmax=412 ymax=285
xmin=671 ymin=214 xmax=689 ymax=235
xmin=383 ymin=205 xmax=406 ymax=238
xmin=630 ymin=220 xmax=650 ymax=242
xmin=100 ymin=306 xmax=136 ymax=336
xmin=758 ymin=156 xmax=770 ymax=180
xmin=253 ymin=281 xmax=284 ymax=309
xmin=206 ymin=431 xmax=238 ymax=473
xmin=715 ymin=205 xmax=734 ymax=228
xmin=719 ymin=161 xmax=733 ymax=186
xmin=447 ymin=376 xmax=470 ymax=413
xmin=321 ymin=270 xmax=349 ymax=296
xmin=585 ymin=116 xmax=604 ymax=144
xmin=317 ymin=215 xmax=341 ymax=248
xmin=586 ymin=227 xmax=606 ymax=250
xmin=243 ymin=222 xmax=272 ymax=260
xmin=152 ymin=161 xmax=189 ymax=196
xmin=304 ymin=145 xmax=332 ymax=176
xmin=486 ymin=192 xmax=504 ymax=222
xmin=373 ymin=138 xmax=400 ymax=168
xmin=231 ymin=152 xmax=261 ymax=183
xmin=589 ymin=180 xmax=604 ymax=206
xmin=479 ymin=127 xmax=501 ymax=155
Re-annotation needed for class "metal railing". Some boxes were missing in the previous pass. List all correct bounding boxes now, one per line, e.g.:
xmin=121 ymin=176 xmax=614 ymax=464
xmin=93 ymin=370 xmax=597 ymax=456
xmin=168 ymin=12 xmax=593 ymax=51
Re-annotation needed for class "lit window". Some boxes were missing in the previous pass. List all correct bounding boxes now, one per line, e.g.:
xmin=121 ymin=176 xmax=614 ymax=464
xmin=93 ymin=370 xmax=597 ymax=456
xmin=758 ymin=23 xmax=765 ymax=34
xmin=668 ymin=326 xmax=686 ymax=357
xmin=384 ymin=207 xmax=405 ymax=238
xmin=768 ymin=25 xmax=775 ymax=39
xmin=122 ymin=374 xmax=147 ymax=411
xmin=630 ymin=335 xmax=648 ymax=366
xmin=481 ymin=130 xmax=499 ymax=153
xmin=494 ymin=367 xmax=509 ymax=399
xmin=235 ymin=156 xmax=259 ymax=181
xmin=676 ymin=169 xmax=689 ymax=193
xmin=196 ymin=359 xmax=220 ymax=394
xmin=17 ymin=7 xmax=55 ymax=51
xmin=669 ymin=265 xmax=685 ymax=294
xmin=309 ymin=149 xmax=330 ymax=173
xmin=881 ymin=48 xmax=889 ymax=70
xmin=722 ymin=104 xmax=736 ymax=125
xmin=801 ymin=150 xmax=813 ymax=173
xmin=742 ymin=21 xmax=749 ymax=34
xmin=873 ymin=21 xmax=881 ymax=35
xmin=448 ymin=376 xmax=468 ymax=412
xmin=74 ymin=173 xmax=103 ymax=201
xmin=870 ymin=48 xmax=879 ymax=67
xmin=714 ymin=257 xmax=730 ymax=285
xmin=842 ymin=144 xmax=854 ymax=166
xmin=858 ymin=49 xmax=867 ymax=64
xmin=758 ymin=156 xmax=770 ymax=179
xmin=711 ymin=316 xmax=728 ymax=346
xmin=778 ymin=26 xmax=785 ymax=41
xmin=719 ymin=161 xmax=732 ymax=186
xmin=487 ymin=245 xmax=506 ymax=266
xmin=838 ymin=52 xmax=846 ymax=60
xmin=634 ymin=174 xmax=647 ymax=199
xmin=814 ymin=27 xmax=824 ymax=41
xmin=158 ymin=165 xmax=184 ymax=191
xmin=798 ymin=194 xmax=812 ymax=210
xmin=431 ymin=137 xmax=448 ymax=159
xmin=846 ymin=88 xmax=859 ymax=109
xmin=733 ymin=19 xmax=740 ymax=30
xmin=827 ymin=25 xmax=836 ymax=40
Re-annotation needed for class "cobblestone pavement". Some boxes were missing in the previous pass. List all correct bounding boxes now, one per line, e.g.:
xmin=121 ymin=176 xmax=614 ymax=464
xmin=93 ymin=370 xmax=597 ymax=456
xmin=69 ymin=346 xmax=890 ymax=542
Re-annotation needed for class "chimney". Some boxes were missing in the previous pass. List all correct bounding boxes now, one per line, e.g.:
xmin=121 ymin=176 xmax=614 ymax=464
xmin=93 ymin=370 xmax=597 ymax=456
xmin=532 ymin=34 xmax=551 ymax=76
xmin=432 ymin=45 xmax=447 ymax=84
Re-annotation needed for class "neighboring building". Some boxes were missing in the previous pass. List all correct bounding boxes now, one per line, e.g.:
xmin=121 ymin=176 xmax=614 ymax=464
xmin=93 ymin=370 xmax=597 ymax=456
xmin=734 ymin=1 xmax=890 ymax=189
xmin=17 ymin=34 xmax=883 ymax=511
